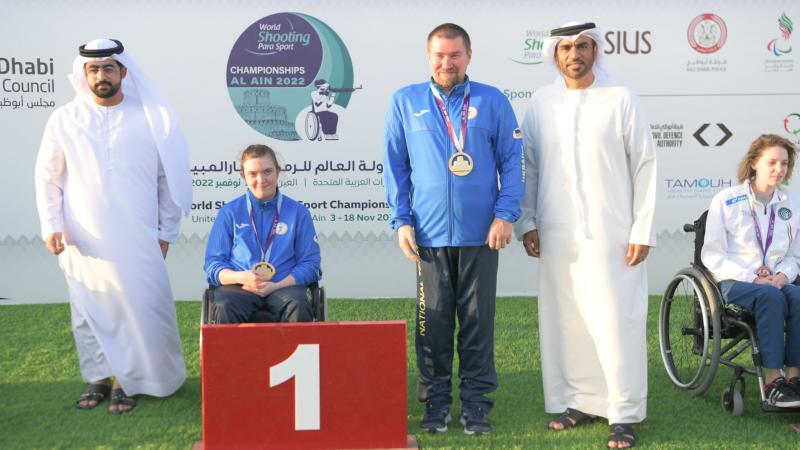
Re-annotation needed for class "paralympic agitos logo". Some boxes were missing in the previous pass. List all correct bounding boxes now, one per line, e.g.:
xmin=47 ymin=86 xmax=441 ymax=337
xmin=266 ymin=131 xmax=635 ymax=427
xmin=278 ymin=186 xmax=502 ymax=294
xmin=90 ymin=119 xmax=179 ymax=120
xmin=767 ymin=12 xmax=793 ymax=57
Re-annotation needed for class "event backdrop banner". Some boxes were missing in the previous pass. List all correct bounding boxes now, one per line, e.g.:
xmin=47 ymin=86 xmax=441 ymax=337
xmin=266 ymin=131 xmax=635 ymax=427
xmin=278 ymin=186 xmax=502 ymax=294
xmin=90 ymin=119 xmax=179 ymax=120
xmin=1 ymin=0 xmax=798 ymax=303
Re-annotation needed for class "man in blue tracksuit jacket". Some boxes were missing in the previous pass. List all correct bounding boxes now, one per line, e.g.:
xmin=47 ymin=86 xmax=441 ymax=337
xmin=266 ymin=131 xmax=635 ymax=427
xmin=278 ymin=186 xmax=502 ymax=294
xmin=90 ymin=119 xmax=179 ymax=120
xmin=205 ymin=145 xmax=321 ymax=323
xmin=383 ymin=23 xmax=524 ymax=435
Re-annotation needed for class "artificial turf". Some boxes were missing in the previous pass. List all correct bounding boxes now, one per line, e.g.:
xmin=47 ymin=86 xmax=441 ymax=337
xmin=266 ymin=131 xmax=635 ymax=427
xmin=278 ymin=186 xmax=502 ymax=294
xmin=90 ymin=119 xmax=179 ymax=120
xmin=1 ymin=297 xmax=798 ymax=449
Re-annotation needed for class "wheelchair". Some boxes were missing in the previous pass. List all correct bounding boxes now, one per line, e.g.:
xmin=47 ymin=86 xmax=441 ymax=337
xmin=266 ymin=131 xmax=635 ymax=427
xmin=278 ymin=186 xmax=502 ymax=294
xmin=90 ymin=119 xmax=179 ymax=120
xmin=659 ymin=210 xmax=796 ymax=415
xmin=305 ymin=106 xmax=322 ymax=141
xmin=200 ymin=281 xmax=327 ymax=325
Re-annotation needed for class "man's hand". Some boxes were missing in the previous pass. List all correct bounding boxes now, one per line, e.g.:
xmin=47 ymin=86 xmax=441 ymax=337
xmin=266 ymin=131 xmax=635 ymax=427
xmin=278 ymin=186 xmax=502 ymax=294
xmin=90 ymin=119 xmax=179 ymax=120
xmin=486 ymin=218 xmax=513 ymax=250
xmin=522 ymin=229 xmax=540 ymax=257
xmin=159 ymin=240 xmax=169 ymax=259
xmin=44 ymin=232 xmax=65 ymax=255
xmin=397 ymin=225 xmax=419 ymax=262
xmin=626 ymin=244 xmax=650 ymax=266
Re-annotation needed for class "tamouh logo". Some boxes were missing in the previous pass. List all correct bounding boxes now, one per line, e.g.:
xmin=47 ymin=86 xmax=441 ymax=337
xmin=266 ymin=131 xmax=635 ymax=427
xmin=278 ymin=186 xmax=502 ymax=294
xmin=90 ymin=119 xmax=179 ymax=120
xmin=227 ymin=13 xmax=358 ymax=142
xmin=664 ymin=177 xmax=732 ymax=199
xmin=688 ymin=13 xmax=727 ymax=54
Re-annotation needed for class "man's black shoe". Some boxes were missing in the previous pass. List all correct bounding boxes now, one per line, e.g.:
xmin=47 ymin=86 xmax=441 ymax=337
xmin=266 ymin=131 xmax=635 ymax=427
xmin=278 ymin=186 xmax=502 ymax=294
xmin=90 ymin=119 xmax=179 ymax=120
xmin=460 ymin=407 xmax=491 ymax=435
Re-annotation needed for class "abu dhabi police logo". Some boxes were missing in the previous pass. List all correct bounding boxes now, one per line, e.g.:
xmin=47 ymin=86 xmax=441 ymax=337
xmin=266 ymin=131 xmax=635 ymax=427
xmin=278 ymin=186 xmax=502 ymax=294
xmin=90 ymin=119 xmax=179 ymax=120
xmin=785 ymin=113 xmax=800 ymax=136
xmin=227 ymin=13 xmax=361 ymax=142
xmin=779 ymin=207 xmax=792 ymax=220
xmin=688 ymin=13 xmax=727 ymax=54
xmin=768 ymin=12 xmax=793 ymax=57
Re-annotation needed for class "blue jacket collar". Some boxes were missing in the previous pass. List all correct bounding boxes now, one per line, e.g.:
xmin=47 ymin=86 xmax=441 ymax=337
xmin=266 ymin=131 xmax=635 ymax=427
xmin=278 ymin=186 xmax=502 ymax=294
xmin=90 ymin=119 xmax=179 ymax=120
xmin=247 ymin=187 xmax=280 ymax=208
xmin=429 ymin=75 xmax=470 ymax=99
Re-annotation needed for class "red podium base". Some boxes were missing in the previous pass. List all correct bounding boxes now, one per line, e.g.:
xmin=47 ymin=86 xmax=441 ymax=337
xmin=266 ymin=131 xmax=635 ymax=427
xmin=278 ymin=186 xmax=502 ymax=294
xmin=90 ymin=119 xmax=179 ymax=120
xmin=193 ymin=435 xmax=418 ymax=450
xmin=201 ymin=321 xmax=408 ymax=449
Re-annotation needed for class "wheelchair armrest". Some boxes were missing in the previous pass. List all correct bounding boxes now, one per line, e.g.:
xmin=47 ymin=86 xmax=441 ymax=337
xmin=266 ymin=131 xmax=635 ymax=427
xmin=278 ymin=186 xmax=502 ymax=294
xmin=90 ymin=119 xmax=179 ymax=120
xmin=201 ymin=285 xmax=214 ymax=325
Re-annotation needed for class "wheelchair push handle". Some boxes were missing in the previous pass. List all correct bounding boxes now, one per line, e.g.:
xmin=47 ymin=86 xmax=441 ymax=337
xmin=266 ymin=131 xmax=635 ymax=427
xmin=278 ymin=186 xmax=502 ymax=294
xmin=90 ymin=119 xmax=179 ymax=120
xmin=683 ymin=223 xmax=696 ymax=233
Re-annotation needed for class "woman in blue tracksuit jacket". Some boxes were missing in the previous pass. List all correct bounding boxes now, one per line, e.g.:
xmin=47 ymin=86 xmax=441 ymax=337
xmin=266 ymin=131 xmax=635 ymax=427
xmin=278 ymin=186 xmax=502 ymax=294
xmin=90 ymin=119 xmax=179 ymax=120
xmin=204 ymin=144 xmax=321 ymax=323
xmin=701 ymin=134 xmax=800 ymax=408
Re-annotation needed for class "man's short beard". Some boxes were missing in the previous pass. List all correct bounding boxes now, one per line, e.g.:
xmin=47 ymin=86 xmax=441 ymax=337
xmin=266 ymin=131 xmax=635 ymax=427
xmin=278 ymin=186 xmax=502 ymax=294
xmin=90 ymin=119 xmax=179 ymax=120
xmin=91 ymin=82 xmax=119 ymax=99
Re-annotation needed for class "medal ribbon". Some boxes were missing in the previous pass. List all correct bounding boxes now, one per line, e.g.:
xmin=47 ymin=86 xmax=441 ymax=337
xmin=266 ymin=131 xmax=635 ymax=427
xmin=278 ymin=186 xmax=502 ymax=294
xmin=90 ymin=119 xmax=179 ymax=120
xmin=750 ymin=202 xmax=776 ymax=266
xmin=430 ymin=82 xmax=470 ymax=153
xmin=246 ymin=192 xmax=283 ymax=263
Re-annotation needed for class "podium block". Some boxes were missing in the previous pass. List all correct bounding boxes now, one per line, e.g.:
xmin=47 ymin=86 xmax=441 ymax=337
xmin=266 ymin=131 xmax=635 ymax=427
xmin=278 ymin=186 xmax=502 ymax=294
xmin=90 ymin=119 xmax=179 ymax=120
xmin=201 ymin=321 xmax=407 ymax=449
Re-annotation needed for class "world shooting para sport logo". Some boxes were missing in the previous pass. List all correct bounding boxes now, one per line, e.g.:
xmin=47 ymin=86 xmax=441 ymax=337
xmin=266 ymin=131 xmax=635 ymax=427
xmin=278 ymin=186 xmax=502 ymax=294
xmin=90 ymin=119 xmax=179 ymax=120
xmin=226 ymin=13 xmax=362 ymax=142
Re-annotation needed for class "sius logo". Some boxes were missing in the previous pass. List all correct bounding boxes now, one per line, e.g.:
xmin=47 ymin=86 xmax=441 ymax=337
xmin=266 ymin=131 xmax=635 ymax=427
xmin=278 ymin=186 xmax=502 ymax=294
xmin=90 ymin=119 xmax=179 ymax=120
xmin=688 ymin=13 xmax=727 ymax=54
xmin=604 ymin=31 xmax=652 ymax=55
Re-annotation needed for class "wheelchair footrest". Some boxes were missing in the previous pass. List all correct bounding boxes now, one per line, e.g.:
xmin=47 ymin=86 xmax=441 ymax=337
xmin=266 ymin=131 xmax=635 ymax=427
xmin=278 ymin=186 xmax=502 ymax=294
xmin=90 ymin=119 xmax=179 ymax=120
xmin=761 ymin=402 xmax=800 ymax=413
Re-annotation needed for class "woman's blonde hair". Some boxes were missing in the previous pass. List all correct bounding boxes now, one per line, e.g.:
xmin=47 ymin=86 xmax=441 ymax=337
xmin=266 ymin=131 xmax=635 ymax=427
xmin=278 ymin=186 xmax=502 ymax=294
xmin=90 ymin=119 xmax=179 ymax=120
xmin=736 ymin=134 xmax=797 ymax=183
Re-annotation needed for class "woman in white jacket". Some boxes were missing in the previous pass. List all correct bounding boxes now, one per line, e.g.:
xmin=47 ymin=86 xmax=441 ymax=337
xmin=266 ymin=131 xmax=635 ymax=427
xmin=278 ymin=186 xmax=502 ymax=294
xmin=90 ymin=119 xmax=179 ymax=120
xmin=702 ymin=134 xmax=800 ymax=408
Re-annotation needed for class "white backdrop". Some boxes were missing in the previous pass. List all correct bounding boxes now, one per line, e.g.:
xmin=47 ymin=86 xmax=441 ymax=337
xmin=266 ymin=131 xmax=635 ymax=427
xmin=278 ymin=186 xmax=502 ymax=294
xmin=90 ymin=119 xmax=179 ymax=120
xmin=1 ymin=0 xmax=799 ymax=303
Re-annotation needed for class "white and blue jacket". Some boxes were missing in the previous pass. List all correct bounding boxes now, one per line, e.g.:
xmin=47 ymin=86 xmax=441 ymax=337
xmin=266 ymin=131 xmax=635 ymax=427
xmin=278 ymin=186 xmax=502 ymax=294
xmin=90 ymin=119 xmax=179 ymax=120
xmin=702 ymin=181 xmax=800 ymax=283
xmin=383 ymin=78 xmax=524 ymax=247
xmin=204 ymin=189 xmax=321 ymax=286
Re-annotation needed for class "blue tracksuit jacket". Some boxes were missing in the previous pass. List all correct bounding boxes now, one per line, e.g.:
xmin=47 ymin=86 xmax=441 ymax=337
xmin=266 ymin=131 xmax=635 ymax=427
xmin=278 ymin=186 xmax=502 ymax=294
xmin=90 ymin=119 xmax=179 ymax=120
xmin=204 ymin=189 xmax=321 ymax=286
xmin=383 ymin=78 xmax=524 ymax=247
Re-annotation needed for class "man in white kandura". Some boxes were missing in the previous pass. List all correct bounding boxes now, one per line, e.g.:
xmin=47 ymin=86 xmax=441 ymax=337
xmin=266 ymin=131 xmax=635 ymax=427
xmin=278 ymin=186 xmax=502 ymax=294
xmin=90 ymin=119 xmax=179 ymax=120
xmin=34 ymin=38 xmax=192 ymax=414
xmin=513 ymin=22 xmax=657 ymax=449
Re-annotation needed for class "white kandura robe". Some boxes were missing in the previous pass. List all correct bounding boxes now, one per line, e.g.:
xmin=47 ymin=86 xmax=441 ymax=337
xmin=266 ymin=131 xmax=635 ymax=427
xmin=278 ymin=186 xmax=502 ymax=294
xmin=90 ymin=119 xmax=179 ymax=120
xmin=35 ymin=96 xmax=186 ymax=396
xmin=516 ymin=78 xmax=657 ymax=423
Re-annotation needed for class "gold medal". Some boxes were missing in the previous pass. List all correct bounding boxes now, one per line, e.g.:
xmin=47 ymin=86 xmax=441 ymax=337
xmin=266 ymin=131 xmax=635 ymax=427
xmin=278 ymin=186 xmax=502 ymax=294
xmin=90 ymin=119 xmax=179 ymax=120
xmin=448 ymin=151 xmax=473 ymax=176
xmin=252 ymin=262 xmax=276 ymax=281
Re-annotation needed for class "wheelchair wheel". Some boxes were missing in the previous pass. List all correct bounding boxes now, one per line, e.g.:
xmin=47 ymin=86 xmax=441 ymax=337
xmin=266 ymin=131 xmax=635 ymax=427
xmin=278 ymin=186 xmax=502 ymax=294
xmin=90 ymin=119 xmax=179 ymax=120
xmin=659 ymin=266 xmax=722 ymax=395
xmin=315 ymin=286 xmax=327 ymax=322
xmin=721 ymin=376 xmax=746 ymax=416
xmin=305 ymin=111 xmax=320 ymax=141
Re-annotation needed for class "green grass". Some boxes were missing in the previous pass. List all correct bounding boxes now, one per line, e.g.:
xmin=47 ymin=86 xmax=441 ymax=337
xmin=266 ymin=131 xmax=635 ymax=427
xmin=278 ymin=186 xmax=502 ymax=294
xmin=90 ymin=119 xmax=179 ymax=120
xmin=1 ymin=297 xmax=798 ymax=449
